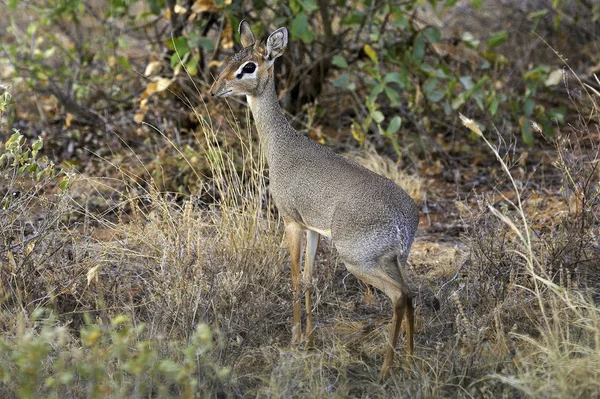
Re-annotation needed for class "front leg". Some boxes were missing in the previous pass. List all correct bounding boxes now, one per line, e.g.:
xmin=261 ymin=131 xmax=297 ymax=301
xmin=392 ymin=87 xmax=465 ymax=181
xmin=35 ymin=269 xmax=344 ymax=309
xmin=304 ymin=230 xmax=319 ymax=348
xmin=284 ymin=220 xmax=304 ymax=347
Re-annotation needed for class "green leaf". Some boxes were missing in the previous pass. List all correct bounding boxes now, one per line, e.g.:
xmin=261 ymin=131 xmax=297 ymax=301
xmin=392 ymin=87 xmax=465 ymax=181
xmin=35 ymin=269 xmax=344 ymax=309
xmin=332 ymin=55 xmax=348 ymax=69
xmin=27 ymin=22 xmax=38 ymax=36
xmin=186 ymin=54 xmax=200 ymax=76
xmin=59 ymin=177 xmax=70 ymax=191
xmin=331 ymin=73 xmax=355 ymax=90
xmin=411 ymin=34 xmax=425 ymax=63
xmin=422 ymin=27 xmax=441 ymax=44
xmin=383 ymin=72 xmax=405 ymax=88
xmin=384 ymin=87 xmax=401 ymax=106
xmin=520 ymin=116 xmax=533 ymax=146
xmin=471 ymin=0 xmax=482 ymax=9
xmin=367 ymin=83 xmax=385 ymax=106
xmin=364 ymin=44 xmax=378 ymax=63
xmin=291 ymin=14 xmax=314 ymax=44
xmin=387 ymin=116 xmax=402 ymax=134
xmin=528 ymin=9 xmax=549 ymax=20
xmin=187 ymin=30 xmax=201 ymax=47
xmin=488 ymin=95 xmax=499 ymax=116
xmin=451 ymin=93 xmax=466 ymax=110
xmin=32 ymin=138 xmax=43 ymax=156
xmin=147 ymin=0 xmax=163 ymax=15
xmin=443 ymin=99 xmax=453 ymax=116
xmin=298 ymin=0 xmax=318 ymax=12
xmin=524 ymin=98 xmax=535 ymax=116
xmin=548 ymin=107 xmax=565 ymax=124
xmin=117 ymin=56 xmax=131 ymax=69
xmin=198 ymin=37 xmax=215 ymax=52
xmin=169 ymin=37 xmax=190 ymax=55
xmin=171 ymin=51 xmax=190 ymax=68
xmin=289 ymin=0 xmax=301 ymax=13
xmin=524 ymin=65 xmax=551 ymax=81
xmin=427 ymin=90 xmax=446 ymax=103
xmin=459 ymin=76 xmax=474 ymax=90
xmin=390 ymin=13 xmax=410 ymax=29
xmin=371 ymin=110 xmax=384 ymax=124
xmin=422 ymin=78 xmax=438 ymax=94
xmin=462 ymin=32 xmax=480 ymax=48
xmin=486 ymin=31 xmax=508 ymax=49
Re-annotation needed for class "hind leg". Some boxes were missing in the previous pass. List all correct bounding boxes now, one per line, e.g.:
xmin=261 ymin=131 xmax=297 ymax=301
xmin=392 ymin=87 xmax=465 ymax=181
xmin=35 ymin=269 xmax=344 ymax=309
xmin=405 ymin=296 xmax=414 ymax=355
xmin=343 ymin=260 xmax=413 ymax=379
xmin=381 ymin=294 xmax=407 ymax=378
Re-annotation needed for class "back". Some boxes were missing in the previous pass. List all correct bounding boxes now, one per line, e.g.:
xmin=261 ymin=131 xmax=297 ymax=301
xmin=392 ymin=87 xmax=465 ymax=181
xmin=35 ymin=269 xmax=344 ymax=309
xmin=267 ymin=129 xmax=418 ymax=241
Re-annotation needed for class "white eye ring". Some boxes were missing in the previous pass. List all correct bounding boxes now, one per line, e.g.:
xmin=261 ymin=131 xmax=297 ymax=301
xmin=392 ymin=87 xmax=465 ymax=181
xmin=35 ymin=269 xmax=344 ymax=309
xmin=235 ymin=62 xmax=257 ymax=79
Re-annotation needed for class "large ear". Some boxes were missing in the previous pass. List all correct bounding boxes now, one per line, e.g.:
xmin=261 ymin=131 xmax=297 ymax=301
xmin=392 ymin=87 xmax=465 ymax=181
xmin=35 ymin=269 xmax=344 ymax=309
xmin=238 ymin=20 xmax=255 ymax=48
xmin=264 ymin=27 xmax=288 ymax=62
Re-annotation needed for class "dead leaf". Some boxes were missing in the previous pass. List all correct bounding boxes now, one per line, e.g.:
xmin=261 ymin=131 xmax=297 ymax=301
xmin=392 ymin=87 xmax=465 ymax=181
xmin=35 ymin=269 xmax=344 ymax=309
xmin=135 ymin=99 xmax=149 ymax=123
xmin=25 ymin=242 xmax=35 ymax=256
xmin=165 ymin=8 xmax=171 ymax=20
xmin=174 ymin=4 xmax=187 ymax=13
xmin=0 ymin=63 xmax=15 ymax=78
xmin=134 ymin=111 xmax=146 ymax=124
xmin=208 ymin=60 xmax=223 ymax=68
xmin=191 ymin=0 xmax=221 ymax=13
xmin=459 ymin=113 xmax=483 ymax=137
xmin=87 ymin=265 xmax=100 ymax=286
xmin=63 ymin=113 xmax=73 ymax=130
xmin=221 ymin=20 xmax=234 ymax=49
xmin=544 ymin=69 xmax=563 ymax=87
xmin=144 ymin=61 xmax=162 ymax=77
xmin=7 ymin=251 xmax=16 ymax=272
xmin=154 ymin=77 xmax=173 ymax=92
xmin=140 ymin=77 xmax=173 ymax=100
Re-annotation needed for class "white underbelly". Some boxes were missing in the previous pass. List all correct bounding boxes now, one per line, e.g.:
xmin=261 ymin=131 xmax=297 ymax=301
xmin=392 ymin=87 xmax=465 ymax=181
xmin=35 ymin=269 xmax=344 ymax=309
xmin=306 ymin=226 xmax=332 ymax=238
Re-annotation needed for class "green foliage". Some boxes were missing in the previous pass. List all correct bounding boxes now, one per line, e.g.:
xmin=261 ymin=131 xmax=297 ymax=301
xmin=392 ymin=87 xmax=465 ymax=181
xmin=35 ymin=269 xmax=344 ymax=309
xmin=2 ymin=0 xmax=596 ymax=158
xmin=0 ymin=310 xmax=228 ymax=398
xmin=0 ymin=86 xmax=13 ymax=116
xmin=4 ymin=0 xmax=138 ymax=127
xmin=1 ymin=132 xmax=54 ymax=182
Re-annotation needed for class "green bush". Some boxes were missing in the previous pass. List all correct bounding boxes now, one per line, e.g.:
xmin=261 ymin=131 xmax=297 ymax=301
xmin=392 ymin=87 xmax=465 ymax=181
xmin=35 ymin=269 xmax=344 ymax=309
xmin=0 ymin=310 xmax=228 ymax=398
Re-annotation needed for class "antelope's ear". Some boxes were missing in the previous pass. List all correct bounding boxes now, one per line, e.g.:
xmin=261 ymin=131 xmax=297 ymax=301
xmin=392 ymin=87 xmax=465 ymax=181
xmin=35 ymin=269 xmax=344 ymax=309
xmin=264 ymin=27 xmax=288 ymax=62
xmin=239 ymin=20 xmax=255 ymax=48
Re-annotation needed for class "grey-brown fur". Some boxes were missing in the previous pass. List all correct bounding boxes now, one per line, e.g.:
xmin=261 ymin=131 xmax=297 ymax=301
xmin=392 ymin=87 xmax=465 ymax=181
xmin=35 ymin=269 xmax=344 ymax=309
xmin=210 ymin=20 xmax=419 ymax=379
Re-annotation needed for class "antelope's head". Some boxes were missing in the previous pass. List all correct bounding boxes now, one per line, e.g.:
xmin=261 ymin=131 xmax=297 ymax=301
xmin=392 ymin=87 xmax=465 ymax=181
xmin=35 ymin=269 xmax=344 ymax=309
xmin=210 ymin=20 xmax=288 ymax=98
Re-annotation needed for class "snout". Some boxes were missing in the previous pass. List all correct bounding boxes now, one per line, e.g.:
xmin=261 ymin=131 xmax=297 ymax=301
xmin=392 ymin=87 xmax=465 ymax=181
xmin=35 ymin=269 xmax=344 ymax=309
xmin=209 ymin=80 xmax=232 ymax=98
xmin=209 ymin=82 xmax=217 ymax=97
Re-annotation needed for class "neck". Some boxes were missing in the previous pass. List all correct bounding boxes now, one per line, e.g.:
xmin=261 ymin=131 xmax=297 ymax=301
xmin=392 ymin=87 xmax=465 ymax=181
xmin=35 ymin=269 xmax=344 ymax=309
xmin=246 ymin=71 xmax=291 ymax=160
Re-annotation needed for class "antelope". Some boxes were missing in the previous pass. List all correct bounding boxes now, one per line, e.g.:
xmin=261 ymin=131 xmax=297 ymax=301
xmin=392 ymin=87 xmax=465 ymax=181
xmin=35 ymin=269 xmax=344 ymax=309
xmin=210 ymin=20 xmax=419 ymax=378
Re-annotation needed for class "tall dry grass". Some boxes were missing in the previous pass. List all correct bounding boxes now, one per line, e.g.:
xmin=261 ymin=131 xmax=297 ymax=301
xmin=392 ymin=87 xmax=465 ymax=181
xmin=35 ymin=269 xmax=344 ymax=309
xmin=1 ymin=62 xmax=599 ymax=399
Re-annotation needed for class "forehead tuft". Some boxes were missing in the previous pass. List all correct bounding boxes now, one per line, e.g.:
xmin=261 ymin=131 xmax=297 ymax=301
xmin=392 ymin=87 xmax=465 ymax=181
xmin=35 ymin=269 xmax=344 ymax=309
xmin=229 ymin=46 xmax=256 ymax=64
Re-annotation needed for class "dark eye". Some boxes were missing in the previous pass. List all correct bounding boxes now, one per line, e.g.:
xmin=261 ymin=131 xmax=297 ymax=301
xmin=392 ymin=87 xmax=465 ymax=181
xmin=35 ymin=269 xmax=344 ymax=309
xmin=242 ymin=63 xmax=256 ymax=74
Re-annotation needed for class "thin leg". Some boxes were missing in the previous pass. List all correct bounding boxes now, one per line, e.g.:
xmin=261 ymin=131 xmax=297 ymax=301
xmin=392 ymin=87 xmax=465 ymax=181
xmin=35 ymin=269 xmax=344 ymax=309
xmin=344 ymin=261 xmax=413 ymax=380
xmin=380 ymin=296 xmax=406 ymax=379
xmin=405 ymin=297 xmax=414 ymax=355
xmin=304 ymin=230 xmax=319 ymax=348
xmin=285 ymin=221 xmax=304 ymax=347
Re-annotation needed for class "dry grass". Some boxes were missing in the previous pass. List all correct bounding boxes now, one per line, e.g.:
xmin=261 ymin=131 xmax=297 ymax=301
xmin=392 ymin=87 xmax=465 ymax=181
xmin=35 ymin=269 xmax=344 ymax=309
xmin=1 ymin=74 xmax=600 ymax=399
xmin=349 ymin=150 xmax=425 ymax=204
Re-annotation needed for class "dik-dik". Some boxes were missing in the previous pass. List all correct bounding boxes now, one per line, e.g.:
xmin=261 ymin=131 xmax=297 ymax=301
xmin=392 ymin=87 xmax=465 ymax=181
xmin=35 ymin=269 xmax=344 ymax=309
xmin=210 ymin=20 xmax=419 ymax=378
